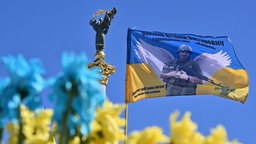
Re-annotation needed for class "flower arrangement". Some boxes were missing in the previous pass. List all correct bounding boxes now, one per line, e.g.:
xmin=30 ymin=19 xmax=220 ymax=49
xmin=0 ymin=52 xmax=241 ymax=144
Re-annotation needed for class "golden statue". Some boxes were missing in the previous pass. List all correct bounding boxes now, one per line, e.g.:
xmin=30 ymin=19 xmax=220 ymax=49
xmin=88 ymin=7 xmax=117 ymax=85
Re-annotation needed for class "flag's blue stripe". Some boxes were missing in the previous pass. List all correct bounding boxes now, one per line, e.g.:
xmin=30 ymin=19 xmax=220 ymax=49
xmin=127 ymin=28 xmax=245 ymax=70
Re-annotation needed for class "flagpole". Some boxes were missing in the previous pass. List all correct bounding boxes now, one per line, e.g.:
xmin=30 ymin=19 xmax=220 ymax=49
xmin=124 ymin=102 xmax=129 ymax=143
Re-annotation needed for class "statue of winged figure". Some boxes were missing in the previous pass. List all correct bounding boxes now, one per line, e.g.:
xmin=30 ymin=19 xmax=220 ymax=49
xmin=88 ymin=7 xmax=117 ymax=85
xmin=89 ymin=7 xmax=117 ymax=56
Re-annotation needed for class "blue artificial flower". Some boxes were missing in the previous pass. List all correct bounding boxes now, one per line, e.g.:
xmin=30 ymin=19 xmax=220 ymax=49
xmin=49 ymin=52 xmax=105 ymax=137
xmin=0 ymin=55 xmax=45 ymax=125
xmin=0 ymin=78 xmax=9 ymax=127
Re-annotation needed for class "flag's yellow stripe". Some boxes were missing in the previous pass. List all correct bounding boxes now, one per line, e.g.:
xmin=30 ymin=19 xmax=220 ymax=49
xmin=196 ymin=68 xmax=249 ymax=103
xmin=125 ymin=63 xmax=166 ymax=103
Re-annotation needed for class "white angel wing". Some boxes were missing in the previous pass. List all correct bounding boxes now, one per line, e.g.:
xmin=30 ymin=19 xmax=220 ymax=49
xmin=194 ymin=50 xmax=231 ymax=80
xmin=135 ymin=39 xmax=174 ymax=79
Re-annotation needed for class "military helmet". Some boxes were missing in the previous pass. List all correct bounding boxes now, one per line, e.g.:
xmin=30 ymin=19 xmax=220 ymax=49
xmin=177 ymin=44 xmax=192 ymax=53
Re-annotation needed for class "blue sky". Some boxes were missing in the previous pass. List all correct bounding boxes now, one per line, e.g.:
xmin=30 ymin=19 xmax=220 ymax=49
xmin=0 ymin=0 xmax=255 ymax=143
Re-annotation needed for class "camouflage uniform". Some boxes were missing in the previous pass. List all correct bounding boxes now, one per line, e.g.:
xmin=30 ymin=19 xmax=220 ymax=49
xmin=162 ymin=59 xmax=203 ymax=95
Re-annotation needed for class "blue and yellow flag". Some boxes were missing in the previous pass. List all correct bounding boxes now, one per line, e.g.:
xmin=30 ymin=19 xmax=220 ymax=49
xmin=125 ymin=29 xmax=249 ymax=103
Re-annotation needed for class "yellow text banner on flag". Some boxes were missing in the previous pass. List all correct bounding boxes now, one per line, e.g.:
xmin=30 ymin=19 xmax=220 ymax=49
xmin=125 ymin=29 xmax=249 ymax=103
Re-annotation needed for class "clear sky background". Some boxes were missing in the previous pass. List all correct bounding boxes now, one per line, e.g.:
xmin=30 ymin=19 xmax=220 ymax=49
xmin=0 ymin=0 xmax=255 ymax=143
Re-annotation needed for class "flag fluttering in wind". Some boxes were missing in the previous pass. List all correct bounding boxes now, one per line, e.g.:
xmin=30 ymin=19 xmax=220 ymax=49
xmin=125 ymin=29 xmax=249 ymax=103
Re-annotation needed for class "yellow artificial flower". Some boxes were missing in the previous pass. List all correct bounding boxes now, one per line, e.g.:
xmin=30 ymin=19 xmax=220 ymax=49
xmin=205 ymin=125 xmax=240 ymax=144
xmin=169 ymin=111 xmax=205 ymax=144
xmin=85 ymin=100 xmax=126 ymax=144
xmin=127 ymin=126 xmax=169 ymax=144
xmin=190 ymin=132 xmax=205 ymax=144
xmin=20 ymin=105 xmax=55 ymax=144
xmin=68 ymin=136 xmax=81 ymax=144
xmin=6 ymin=123 xmax=19 ymax=144
xmin=5 ymin=106 xmax=56 ymax=144
xmin=126 ymin=131 xmax=140 ymax=144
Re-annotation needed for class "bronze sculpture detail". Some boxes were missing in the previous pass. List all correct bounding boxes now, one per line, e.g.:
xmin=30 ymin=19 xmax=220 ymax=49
xmin=88 ymin=7 xmax=117 ymax=85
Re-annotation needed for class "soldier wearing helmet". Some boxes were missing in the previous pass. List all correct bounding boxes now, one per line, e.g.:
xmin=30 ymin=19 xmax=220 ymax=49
xmin=160 ymin=44 xmax=203 ymax=95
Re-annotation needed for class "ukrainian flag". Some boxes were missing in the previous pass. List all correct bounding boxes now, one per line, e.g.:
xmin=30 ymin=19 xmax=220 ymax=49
xmin=125 ymin=29 xmax=249 ymax=103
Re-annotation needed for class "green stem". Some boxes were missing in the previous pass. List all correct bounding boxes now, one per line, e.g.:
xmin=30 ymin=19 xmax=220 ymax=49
xmin=59 ymin=110 xmax=71 ymax=144
xmin=18 ymin=106 xmax=25 ymax=144
xmin=0 ymin=127 xmax=3 ymax=144
xmin=59 ymin=94 xmax=74 ymax=144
